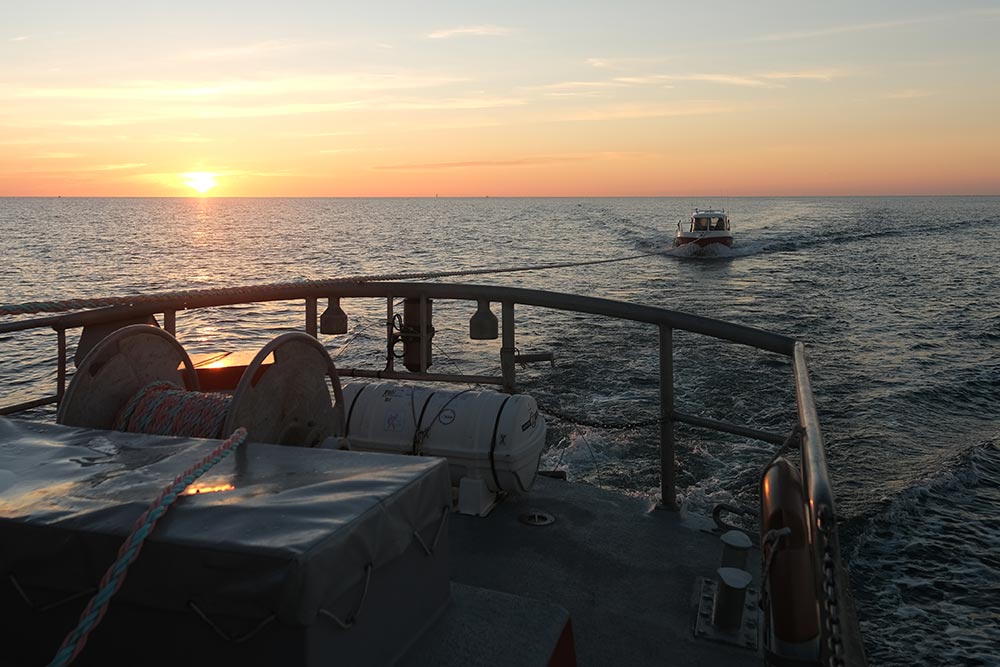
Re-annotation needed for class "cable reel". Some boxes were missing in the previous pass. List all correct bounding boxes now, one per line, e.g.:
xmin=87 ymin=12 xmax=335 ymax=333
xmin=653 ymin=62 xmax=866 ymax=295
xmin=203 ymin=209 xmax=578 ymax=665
xmin=57 ymin=325 xmax=345 ymax=447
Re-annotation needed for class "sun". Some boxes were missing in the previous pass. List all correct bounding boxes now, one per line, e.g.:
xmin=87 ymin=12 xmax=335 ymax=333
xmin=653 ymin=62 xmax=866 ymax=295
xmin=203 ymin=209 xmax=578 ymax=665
xmin=182 ymin=171 xmax=218 ymax=194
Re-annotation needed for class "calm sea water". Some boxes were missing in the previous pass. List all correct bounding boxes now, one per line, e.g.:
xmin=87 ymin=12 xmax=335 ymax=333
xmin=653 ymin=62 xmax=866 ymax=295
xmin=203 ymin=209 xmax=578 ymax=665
xmin=1 ymin=196 xmax=998 ymax=665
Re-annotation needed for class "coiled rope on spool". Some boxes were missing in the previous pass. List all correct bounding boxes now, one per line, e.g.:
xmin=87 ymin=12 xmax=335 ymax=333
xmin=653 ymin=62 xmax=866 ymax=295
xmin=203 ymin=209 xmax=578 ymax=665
xmin=0 ymin=251 xmax=665 ymax=317
xmin=48 ymin=383 xmax=248 ymax=667
xmin=114 ymin=381 xmax=231 ymax=439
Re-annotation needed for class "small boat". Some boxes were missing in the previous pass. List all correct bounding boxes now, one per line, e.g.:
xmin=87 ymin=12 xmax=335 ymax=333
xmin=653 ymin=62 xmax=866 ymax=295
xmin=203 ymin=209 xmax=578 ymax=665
xmin=675 ymin=209 xmax=733 ymax=248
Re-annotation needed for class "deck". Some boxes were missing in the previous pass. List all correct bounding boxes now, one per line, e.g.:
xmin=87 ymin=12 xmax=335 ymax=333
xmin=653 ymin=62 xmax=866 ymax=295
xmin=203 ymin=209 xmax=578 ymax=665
xmin=410 ymin=476 xmax=761 ymax=666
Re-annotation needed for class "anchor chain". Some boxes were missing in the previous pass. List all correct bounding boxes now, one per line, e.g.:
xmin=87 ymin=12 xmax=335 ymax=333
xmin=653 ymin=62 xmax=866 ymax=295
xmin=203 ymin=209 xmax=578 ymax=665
xmin=817 ymin=507 xmax=846 ymax=667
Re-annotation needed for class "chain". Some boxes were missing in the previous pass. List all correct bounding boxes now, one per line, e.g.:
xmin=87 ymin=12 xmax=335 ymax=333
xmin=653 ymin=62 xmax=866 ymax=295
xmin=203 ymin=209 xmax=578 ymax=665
xmin=817 ymin=507 xmax=846 ymax=667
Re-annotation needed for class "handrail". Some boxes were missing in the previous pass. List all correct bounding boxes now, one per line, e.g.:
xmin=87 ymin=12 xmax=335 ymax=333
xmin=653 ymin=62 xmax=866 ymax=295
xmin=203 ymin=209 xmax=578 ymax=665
xmin=0 ymin=282 xmax=797 ymax=355
xmin=792 ymin=342 xmax=866 ymax=666
xmin=1 ymin=281 xmax=804 ymax=497
xmin=0 ymin=280 xmax=859 ymax=663
xmin=792 ymin=342 xmax=833 ymax=512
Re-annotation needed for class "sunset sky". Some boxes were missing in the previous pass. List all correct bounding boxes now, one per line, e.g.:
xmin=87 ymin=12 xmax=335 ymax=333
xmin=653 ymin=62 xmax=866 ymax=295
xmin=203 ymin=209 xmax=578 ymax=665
xmin=2 ymin=1 xmax=998 ymax=197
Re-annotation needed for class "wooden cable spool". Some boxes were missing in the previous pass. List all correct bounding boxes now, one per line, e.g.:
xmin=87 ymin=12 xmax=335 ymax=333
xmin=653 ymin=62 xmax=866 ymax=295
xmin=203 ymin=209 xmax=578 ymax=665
xmin=57 ymin=325 xmax=345 ymax=446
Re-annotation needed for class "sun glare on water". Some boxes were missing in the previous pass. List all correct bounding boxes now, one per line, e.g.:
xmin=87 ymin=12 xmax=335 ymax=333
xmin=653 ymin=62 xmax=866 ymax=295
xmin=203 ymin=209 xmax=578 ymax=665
xmin=182 ymin=171 xmax=218 ymax=195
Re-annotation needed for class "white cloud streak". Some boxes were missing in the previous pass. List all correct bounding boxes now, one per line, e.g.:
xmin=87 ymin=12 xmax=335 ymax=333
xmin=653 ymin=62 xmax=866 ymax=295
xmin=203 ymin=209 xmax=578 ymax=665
xmin=426 ymin=25 xmax=510 ymax=39
xmin=558 ymin=101 xmax=743 ymax=122
xmin=884 ymin=89 xmax=934 ymax=100
xmin=176 ymin=40 xmax=299 ymax=60
xmin=376 ymin=151 xmax=643 ymax=171
xmin=86 ymin=163 xmax=147 ymax=171
xmin=11 ymin=72 xmax=467 ymax=101
xmin=756 ymin=15 xmax=943 ymax=42
xmin=537 ymin=68 xmax=843 ymax=92
xmin=616 ymin=74 xmax=772 ymax=87
xmin=760 ymin=69 xmax=843 ymax=82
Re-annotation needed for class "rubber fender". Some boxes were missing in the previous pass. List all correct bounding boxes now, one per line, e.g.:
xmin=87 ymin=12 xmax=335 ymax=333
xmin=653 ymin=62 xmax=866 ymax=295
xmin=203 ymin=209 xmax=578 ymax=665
xmin=760 ymin=457 xmax=820 ymax=645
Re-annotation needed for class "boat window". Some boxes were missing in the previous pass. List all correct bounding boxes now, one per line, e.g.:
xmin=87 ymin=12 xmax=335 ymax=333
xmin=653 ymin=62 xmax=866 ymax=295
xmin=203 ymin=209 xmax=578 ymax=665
xmin=712 ymin=217 xmax=726 ymax=230
xmin=693 ymin=218 xmax=708 ymax=231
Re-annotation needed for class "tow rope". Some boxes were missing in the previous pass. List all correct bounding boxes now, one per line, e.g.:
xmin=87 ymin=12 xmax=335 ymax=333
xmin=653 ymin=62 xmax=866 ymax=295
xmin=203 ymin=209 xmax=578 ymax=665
xmin=0 ymin=251 xmax=665 ymax=317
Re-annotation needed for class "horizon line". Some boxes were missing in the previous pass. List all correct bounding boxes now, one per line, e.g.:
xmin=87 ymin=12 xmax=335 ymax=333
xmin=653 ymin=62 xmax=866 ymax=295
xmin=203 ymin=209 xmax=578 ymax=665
xmin=1 ymin=193 xmax=998 ymax=199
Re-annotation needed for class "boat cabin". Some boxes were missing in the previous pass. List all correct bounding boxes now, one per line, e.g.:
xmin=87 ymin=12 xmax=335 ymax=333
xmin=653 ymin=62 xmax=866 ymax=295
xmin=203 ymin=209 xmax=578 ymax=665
xmin=689 ymin=210 xmax=730 ymax=232
xmin=674 ymin=208 xmax=734 ymax=248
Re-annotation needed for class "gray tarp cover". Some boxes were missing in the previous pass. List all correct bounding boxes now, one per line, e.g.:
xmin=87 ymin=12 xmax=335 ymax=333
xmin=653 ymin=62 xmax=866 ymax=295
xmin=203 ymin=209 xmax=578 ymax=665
xmin=0 ymin=418 xmax=451 ymax=625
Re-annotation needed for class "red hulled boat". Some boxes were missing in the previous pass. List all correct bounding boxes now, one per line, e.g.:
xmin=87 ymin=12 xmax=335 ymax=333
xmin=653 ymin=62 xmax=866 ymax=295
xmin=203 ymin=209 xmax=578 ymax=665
xmin=674 ymin=209 xmax=733 ymax=248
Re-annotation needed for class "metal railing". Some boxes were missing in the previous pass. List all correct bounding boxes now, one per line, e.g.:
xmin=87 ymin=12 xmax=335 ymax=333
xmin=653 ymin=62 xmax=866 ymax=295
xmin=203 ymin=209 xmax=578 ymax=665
xmin=0 ymin=281 xmax=797 ymax=503
xmin=0 ymin=280 xmax=864 ymax=665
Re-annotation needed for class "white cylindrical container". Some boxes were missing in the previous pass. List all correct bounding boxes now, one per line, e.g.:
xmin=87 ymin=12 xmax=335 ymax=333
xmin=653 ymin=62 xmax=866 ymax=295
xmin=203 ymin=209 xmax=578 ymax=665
xmin=341 ymin=382 xmax=546 ymax=494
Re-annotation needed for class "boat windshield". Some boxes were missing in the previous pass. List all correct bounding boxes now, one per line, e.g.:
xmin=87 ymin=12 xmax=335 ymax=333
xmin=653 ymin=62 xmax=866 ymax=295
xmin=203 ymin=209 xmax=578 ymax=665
xmin=691 ymin=216 xmax=728 ymax=231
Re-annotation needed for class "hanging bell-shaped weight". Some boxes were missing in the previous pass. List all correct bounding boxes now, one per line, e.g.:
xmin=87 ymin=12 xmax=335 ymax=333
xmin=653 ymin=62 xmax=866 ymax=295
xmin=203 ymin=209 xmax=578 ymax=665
xmin=320 ymin=297 xmax=349 ymax=335
xmin=469 ymin=299 xmax=499 ymax=340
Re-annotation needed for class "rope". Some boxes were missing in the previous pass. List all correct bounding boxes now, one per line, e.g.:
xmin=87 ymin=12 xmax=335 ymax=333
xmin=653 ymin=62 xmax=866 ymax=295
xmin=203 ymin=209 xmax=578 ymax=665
xmin=411 ymin=388 xmax=473 ymax=455
xmin=0 ymin=252 xmax=665 ymax=317
xmin=537 ymin=402 xmax=661 ymax=431
xmin=759 ymin=525 xmax=793 ymax=653
xmin=410 ymin=389 xmax=436 ymax=455
xmin=48 ymin=427 xmax=249 ymax=666
xmin=757 ymin=424 xmax=803 ymax=494
xmin=46 ymin=383 xmax=245 ymax=664
xmin=488 ymin=396 xmax=514 ymax=492
xmin=114 ymin=381 xmax=231 ymax=439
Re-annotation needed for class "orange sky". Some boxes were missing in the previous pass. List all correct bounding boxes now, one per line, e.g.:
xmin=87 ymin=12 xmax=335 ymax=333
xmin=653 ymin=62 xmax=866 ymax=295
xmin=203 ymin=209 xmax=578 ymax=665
xmin=2 ymin=3 xmax=998 ymax=196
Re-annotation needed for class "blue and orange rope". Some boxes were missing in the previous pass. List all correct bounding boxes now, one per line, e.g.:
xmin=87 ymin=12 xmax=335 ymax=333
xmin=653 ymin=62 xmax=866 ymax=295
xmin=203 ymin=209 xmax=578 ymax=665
xmin=48 ymin=383 xmax=248 ymax=666
xmin=114 ymin=381 xmax=231 ymax=439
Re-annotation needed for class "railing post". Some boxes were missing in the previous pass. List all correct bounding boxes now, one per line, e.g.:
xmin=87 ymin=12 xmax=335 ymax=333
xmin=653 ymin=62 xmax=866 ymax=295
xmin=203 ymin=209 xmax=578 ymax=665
xmin=385 ymin=298 xmax=395 ymax=372
xmin=419 ymin=295 xmax=429 ymax=373
xmin=305 ymin=298 xmax=318 ymax=337
xmin=56 ymin=326 xmax=67 ymax=401
xmin=163 ymin=310 xmax=176 ymax=336
xmin=500 ymin=301 xmax=516 ymax=394
xmin=659 ymin=325 xmax=677 ymax=510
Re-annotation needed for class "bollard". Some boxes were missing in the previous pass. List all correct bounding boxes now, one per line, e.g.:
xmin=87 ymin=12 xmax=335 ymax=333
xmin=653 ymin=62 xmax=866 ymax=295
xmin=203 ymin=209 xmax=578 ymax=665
xmin=712 ymin=567 xmax=752 ymax=631
xmin=720 ymin=530 xmax=752 ymax=570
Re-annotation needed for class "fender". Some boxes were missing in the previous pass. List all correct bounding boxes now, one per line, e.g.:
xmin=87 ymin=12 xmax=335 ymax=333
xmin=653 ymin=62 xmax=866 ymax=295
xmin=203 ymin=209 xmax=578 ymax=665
xmin=760 ymin=457 xmax=820 ymax=649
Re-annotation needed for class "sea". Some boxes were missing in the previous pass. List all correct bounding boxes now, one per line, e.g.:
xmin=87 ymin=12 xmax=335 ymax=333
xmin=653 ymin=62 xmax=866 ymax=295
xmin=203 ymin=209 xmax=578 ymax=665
xmin=0 ymin=196 xmax=997 ymax=666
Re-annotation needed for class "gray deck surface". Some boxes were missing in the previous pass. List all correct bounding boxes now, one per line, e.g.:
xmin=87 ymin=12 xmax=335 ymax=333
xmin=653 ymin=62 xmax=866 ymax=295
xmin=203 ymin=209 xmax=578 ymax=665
xmin=437 ymin=476 xmax=761 ymax=666
xmin=401 ymin=583 xmax=572 ymax=666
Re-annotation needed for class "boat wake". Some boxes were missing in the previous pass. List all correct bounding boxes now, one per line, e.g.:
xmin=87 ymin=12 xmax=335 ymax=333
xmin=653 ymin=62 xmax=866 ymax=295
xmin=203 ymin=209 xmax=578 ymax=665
xmin=622 ymin=211 xmax=941 ymax=261
xmin=651 ymin=226 xmax=914 ymax=260
xmin=846 ymin=440 xmax=1000 ymax=667
xmin=661 ymin=242 xmax=756 ymax=259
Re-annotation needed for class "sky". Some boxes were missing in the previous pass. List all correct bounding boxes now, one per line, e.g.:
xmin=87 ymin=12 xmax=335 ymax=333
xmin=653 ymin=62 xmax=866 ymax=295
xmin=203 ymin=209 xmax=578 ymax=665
xmin=1 ymin=1 xmax=999 ymax=197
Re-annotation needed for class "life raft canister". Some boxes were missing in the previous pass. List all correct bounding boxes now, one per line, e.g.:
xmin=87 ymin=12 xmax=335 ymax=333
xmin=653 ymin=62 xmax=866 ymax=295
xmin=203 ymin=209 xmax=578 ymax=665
xmin=338 ymin=382 xmax=546 ymax=494
xmin=760 ymin=457 xmax=821 ymax=648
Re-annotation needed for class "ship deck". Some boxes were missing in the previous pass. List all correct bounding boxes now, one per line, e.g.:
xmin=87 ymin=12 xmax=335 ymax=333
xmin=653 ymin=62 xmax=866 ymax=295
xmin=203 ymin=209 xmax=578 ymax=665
xmin=409 ymin=476 xmax=761 ymax=666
